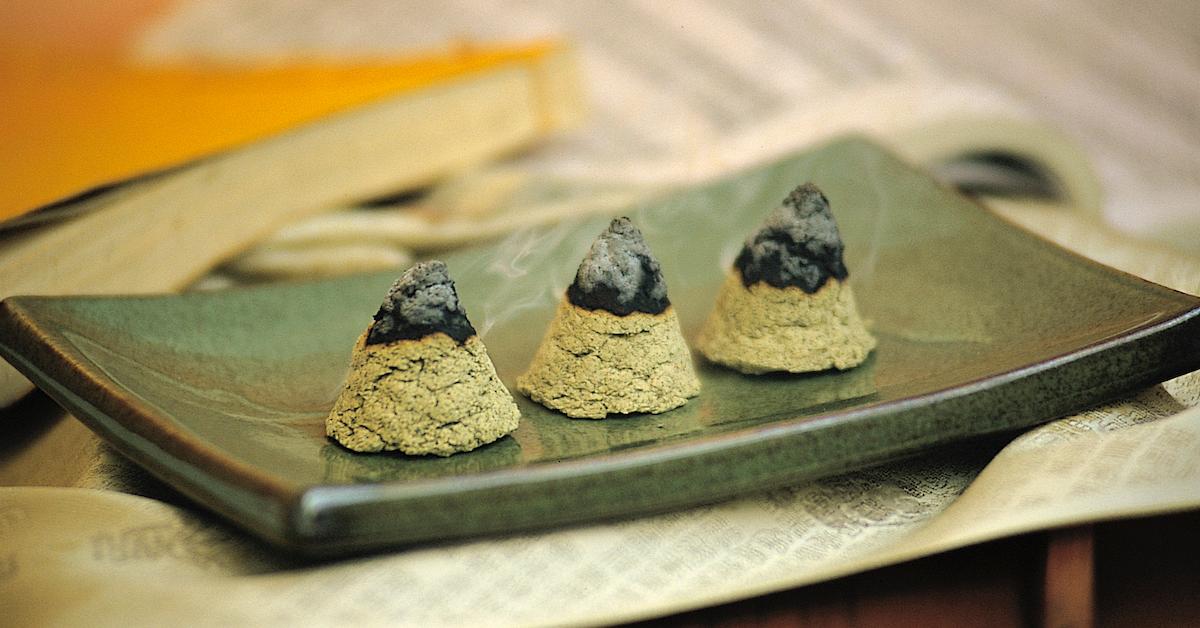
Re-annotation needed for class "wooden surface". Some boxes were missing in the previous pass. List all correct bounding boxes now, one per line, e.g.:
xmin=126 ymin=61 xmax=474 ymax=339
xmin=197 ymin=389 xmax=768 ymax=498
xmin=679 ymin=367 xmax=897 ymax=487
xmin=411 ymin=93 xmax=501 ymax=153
xmin=1043 ymin=526 xmax=1094 ymax=628
xmin=639 ymin=512 xmax=1200 ymax=627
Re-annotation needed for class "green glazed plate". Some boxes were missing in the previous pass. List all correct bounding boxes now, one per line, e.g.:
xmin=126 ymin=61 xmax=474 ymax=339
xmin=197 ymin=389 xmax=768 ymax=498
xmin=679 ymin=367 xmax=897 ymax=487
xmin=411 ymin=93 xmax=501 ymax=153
xmin=3 ymin=137 xmax=1199 ymax=556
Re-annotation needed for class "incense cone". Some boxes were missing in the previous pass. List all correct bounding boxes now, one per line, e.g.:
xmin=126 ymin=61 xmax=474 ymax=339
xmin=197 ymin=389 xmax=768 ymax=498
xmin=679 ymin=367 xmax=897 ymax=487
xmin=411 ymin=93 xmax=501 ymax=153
xmin=327 ymin=261 xmax=519 ymax=456
xmin=517 ymin=218 xmax=700 ymax=418
xmin=697 ymin=183 xmax=875 ymax=374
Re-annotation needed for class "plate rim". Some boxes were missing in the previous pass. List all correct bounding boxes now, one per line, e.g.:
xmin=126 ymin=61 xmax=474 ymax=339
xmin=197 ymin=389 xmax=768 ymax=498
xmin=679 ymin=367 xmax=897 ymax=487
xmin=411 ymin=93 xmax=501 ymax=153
xmin=4 ymin=137 xmax=1200 ymax=553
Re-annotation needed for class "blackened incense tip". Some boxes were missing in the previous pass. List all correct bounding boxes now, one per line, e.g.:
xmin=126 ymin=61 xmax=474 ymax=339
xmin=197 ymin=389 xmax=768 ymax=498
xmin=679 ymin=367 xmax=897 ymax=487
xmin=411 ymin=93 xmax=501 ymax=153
xmin=567 ymin=217 xmax=670 ymax=316
xmin=734 ymin=183 xmax=848 ymax=293
xmin=366 ymin=261 xmax=476 ymax=345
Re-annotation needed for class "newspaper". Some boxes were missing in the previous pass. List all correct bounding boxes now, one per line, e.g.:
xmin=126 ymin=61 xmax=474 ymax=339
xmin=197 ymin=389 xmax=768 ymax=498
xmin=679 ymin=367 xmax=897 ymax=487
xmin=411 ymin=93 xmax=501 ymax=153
xmin=2 ymin=209 xmax=1199 ymax=626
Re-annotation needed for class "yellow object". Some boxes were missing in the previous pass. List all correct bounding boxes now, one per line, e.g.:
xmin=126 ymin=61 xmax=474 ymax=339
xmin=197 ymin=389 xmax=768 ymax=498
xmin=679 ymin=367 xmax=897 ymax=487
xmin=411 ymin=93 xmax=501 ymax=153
xmin=0 ymin=41 xmax=559 ymax=221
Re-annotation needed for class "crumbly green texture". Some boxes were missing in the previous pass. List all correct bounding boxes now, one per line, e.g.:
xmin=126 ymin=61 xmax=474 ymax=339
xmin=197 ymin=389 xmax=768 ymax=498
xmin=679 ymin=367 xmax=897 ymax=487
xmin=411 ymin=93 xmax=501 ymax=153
xmin=697 ymin=271 xmax=875 ymax=374
xmin=327 ymin=332 xmax=519 ymax=456
xmin=516 ymin=299 xmax=701 ymax=419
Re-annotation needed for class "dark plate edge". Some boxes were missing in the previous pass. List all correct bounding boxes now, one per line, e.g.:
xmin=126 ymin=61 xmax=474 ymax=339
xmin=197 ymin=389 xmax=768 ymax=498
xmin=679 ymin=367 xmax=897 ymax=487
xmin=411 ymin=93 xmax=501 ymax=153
xmin=4 ymin=133 xmax=1200 ymax=553
xmin=287 ymin=304 xmax=1200 ymax=555
xmin=5 ymin=262 xmax=1199 ymax=555
xmin=0 ymin=299 xmax=305 ymax=548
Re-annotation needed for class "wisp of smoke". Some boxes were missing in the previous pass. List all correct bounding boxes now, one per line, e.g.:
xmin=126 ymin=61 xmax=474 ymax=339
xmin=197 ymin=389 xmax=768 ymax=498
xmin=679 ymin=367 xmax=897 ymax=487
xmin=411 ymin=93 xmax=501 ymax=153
xmin=463 ymin=219 xmax=597 ymax=338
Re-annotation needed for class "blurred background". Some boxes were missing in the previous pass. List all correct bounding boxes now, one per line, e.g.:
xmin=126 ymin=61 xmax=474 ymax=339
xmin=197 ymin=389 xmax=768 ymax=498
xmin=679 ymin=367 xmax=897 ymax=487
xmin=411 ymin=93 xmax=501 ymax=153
xmin=2 ymin=0 xmax=1197 ymax=252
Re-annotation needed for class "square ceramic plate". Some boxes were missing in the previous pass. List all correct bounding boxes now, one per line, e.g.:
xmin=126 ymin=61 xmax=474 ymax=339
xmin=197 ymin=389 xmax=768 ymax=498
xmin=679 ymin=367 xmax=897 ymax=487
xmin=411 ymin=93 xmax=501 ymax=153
xmin=3 ymin=137 xmax=1198 ymax=556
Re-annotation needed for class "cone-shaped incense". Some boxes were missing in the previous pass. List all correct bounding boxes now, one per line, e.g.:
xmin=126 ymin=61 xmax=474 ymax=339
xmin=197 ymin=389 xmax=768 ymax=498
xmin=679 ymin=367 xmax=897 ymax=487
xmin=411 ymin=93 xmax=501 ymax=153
xmin=326 ymin=261 xmax=519 ymax=456
xmin=697 ymin=183 xmax=875 ymax=374
xmin=517 ymin=217 xmax=700 ymax=418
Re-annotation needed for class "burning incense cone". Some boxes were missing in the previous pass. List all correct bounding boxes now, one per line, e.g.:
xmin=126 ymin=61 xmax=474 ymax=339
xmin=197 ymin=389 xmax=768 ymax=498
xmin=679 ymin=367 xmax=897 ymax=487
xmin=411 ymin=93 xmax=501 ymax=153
xmin=697 ymin=183 xmax=875 ymax=374
xmin=327 ymin=261 xmax=519 ymax=456
xmin=517 ymin=217 xmax=700 ymax=419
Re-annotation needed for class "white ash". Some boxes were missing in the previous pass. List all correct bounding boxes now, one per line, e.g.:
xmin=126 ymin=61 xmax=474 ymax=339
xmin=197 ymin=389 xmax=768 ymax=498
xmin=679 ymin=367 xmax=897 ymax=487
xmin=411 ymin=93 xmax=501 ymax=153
xmin=574 ymin=217 xmax=667 ymax=306
xmin=369 ymin=260 xmax=473 ymax=343
xmin=737 ymin=183 xmax=848 ymax=291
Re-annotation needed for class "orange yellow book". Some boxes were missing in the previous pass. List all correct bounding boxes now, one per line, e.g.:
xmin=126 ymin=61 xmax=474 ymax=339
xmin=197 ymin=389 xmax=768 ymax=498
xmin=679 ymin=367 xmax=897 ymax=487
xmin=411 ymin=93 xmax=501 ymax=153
xmin=0 ymin=11 xmax=561 ymax=222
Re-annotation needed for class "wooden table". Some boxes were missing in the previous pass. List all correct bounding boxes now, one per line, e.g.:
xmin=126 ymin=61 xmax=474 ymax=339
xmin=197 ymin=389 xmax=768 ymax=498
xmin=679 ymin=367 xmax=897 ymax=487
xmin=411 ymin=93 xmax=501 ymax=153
xmin=644 ymin=512 xmax=1200 ymax=627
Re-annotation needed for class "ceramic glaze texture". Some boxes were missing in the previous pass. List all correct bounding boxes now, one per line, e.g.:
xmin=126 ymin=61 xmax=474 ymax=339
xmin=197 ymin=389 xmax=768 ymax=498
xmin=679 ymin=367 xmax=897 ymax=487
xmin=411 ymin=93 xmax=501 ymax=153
xmin=2 ymin=136 xmax=1198 ymax=554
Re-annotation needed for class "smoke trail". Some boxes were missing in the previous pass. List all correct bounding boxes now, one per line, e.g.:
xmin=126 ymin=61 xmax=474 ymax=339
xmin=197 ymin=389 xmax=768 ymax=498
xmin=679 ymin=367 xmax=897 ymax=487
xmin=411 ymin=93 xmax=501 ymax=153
xmin=462 ymin=219 xmax=597 ymax=339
